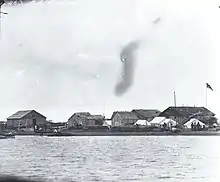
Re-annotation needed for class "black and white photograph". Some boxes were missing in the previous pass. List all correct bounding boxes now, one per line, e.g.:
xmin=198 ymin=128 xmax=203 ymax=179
xmin=0 ymin=0 xmax=220 ymax=181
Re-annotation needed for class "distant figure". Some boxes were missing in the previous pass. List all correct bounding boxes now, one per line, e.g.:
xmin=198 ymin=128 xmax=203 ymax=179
xmin=163 ymin=123 xmax=167 ymax=129
xmin=197 ymin=122 xmax=201 ymax=131
xmin=191 ymin=122 xmax=194 ymax=131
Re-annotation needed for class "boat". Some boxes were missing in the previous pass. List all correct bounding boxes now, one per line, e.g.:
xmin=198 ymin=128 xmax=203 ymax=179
xmin=0 ymin=135 xmax=7 ymax=139
xmin=4 ymin=132 xmax=15 ymax=138
xmin=0 ymin=132 xmax=15 ymax=139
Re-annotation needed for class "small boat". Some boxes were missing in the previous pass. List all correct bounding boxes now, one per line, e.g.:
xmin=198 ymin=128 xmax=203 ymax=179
xmin=0 ymin=135 xmax=7 ymax=139
xmin=4 ymin=132 xmax=15 ymax=138
xmin=0 ymin=132 xmax=15 ymax=139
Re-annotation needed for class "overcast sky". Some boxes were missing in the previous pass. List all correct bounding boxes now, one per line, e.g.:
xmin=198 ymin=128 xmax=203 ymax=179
xmin=0 ymin=0 xmax=219 ymax=122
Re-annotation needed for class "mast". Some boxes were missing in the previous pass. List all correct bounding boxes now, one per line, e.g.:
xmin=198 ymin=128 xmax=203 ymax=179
xmin=205 ymin=84 xmax=208 ymax=108
xmin=174 ymin=91 xmax=177 ymax=107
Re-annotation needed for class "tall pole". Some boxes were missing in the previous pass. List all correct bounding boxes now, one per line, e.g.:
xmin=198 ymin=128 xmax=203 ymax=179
xmin=174 ymin=91 xmax=176 ymax=107
xmin=103 ymin=99 xmax=106 ymax=117
xmin=206 ymin=85 xmax=208 ymax=108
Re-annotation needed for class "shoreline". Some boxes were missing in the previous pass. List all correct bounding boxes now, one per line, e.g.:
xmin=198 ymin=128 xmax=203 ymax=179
xmin=13 ymin=131 xmax=220 ymax=136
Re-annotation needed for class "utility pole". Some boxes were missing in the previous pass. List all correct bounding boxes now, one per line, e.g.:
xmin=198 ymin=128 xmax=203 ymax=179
xmin=174 ymin=91 xmax=177 ymax=107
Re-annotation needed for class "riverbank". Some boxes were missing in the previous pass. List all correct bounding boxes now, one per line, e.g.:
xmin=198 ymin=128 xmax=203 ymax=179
xmin=10 ymin=130 xmax=220 ymax=137
xmin=46 ymin=131 xmax=220 ymax=136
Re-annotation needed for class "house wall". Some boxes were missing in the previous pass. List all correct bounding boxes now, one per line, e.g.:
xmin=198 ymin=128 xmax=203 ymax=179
xmin=68 ymin=117 xmax=104 ymax=127
xmin=112 ymin=113 xmax=122 ymax=126
xmin=67 ymin=118 xmax=73 ymax=128
xmin=86 ymin=119 xmax=104 ymax=126
xmin=112 ymin=113 xmax=138 ymax=127
xmin=165 ymin=116 xmax=187 ymax=125
xmin=84 ymin=119 xmax=95 ymax=126
xmin=0 ymin=123 xmax=6 ymax=132
xmin=68 ymin=115 xmax=87 ymax=128
xmin=7 ymin=111 xmax=46 ymax=129
xmin=67 ymin=116 xmax=76 ymax=128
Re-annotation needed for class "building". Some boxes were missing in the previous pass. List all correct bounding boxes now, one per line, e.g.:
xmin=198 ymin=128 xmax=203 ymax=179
xmin=111 ymin=111 xmax=138 ymax=127
xmin=67 ymin=112 xmax=91 ymax=128
xmin=131 ymin=109 xmax=161 ymax=122
xmin=67 ymin=112 xmax=105 ymax=127
xmin=86 ymin=115 xmax=105 ymax=126
xmin=7 ymin=110 xmax=47 ymax=129
xmin=0 ymin=121 xmax=6 ymax=132
xmin=46 ymin=121 xmax=67 ymax=130
xmin=159 ymin=106 xmax=215 ymax=126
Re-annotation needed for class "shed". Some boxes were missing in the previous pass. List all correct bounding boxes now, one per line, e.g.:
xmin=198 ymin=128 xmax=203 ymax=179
xmin=7 ymin=110 xmax=47 ymax=129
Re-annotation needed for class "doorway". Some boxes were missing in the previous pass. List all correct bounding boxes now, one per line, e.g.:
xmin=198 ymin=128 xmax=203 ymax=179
xmin=33 ymin=119 xmax=36 ymax=126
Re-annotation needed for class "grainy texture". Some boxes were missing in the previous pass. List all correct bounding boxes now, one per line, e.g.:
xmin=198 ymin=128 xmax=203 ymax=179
xmin=0 ymin=136 xmax=220 ymax=181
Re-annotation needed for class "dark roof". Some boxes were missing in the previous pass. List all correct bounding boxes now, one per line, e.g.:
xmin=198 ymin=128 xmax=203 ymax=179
xmin=7 ymin=110 xmax=46 ymax=120
xmin=111 ymin=111 xmax=138 ymax=120
xmin=87 ymin=115 xmax=105 ymax=120
xmin=159 ymin=106 xmax=215 ymax=118
xmin=68 ymin=112 xmax=91 ymax=120
xmin=132 ymin=109 xmax=161 ymax=119
xmin=75 ymin=112 xmax=91 ymax=117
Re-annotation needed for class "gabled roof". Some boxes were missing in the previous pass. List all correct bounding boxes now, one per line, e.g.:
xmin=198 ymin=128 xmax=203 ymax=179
xmin=111 ymin=111 xmax=138 ymax=120
xmin=132 ymin=109 xmax=161 ymax=119
xmin=135 ymin=120 xmax=151 ymax=126
xmin=68 ymin=112 xmax=91 ymax=120
xmin=159 ymin=106 xmax=215 ymax=118
xmin=7 ymin=110 xmax=46 ymax=120
xmin=150 ymin=117 xmax=166 ymax=124
xmin=75 ymin=112 xmax=91 ymax=117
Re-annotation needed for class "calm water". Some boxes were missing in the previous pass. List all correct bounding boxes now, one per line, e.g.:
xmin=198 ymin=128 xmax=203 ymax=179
xmin=0 ymin=136 xmax=220 ymax=182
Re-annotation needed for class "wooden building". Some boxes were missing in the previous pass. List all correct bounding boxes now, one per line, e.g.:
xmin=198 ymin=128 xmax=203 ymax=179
xmin=7 ymin=110 xmax=47 ymax=129
xmin=111 ymin=111 xmax=138 ymax=127
xmin=131 ymin=109 xmax=161 ymax=122
xmin=0 ymin=121 xmax=6 ymax=132
xmin=159 ymin=106 xmax=215 ymax=126
xmin=67 ymin=112 xmax=105 ymax=128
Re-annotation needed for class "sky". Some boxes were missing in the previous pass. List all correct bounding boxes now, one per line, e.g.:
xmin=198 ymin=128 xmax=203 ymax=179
xmin=0 ymin=0 xmax=219 ymax=122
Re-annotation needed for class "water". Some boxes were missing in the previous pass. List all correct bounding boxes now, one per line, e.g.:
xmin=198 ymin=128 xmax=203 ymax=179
xmin=0 ymin=136 xmax=220 ymax=182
